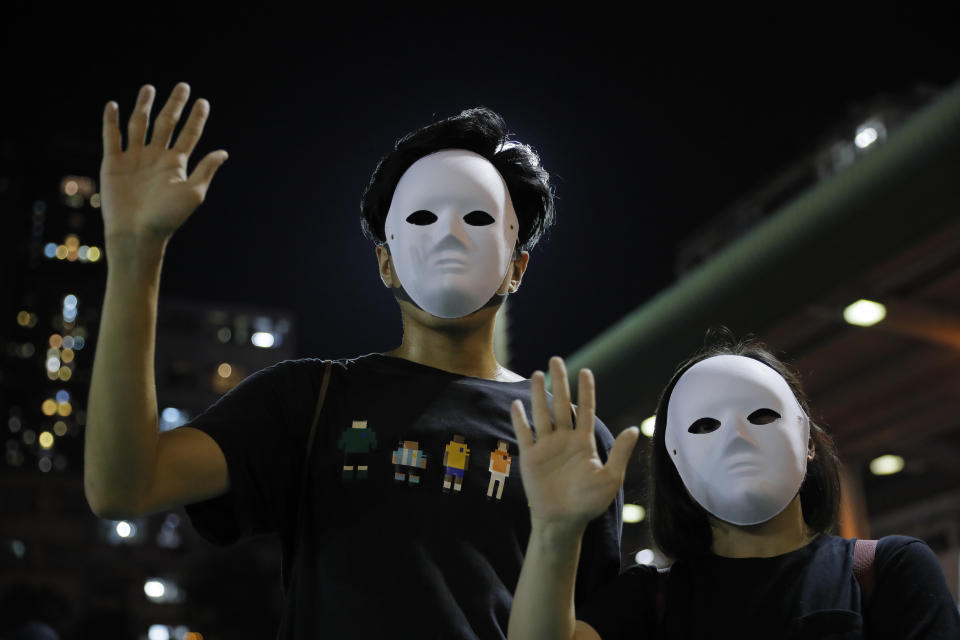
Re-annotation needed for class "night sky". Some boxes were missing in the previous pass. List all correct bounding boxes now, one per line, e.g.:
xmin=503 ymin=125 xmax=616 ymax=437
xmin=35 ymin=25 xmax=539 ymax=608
xmin=6 ymin=18 xmax=958 ymax=377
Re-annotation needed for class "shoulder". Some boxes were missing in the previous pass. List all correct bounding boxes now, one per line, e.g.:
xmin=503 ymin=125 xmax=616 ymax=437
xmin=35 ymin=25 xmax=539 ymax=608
xmin=876 ymin=534 xmax=938 ymax=566
xmin=867 ymin=535 xmax=960 ymax=637
xmin=243 ymin=357 xmax=329 ymax=381
xmin=874 ymin=535 xmax=945 ymax=580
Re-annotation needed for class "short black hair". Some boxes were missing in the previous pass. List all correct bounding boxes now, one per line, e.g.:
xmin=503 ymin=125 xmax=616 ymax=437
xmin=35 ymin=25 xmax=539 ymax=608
xmin=648 ymin=328 xmax=842 ymax=561
xmin=360 ymin=107 xmax=555 ymax=252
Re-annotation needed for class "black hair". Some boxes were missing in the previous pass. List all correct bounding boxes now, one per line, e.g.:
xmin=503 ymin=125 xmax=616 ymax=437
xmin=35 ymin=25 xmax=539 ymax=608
xmin=648 ymin=328 xmax=842 ymax=561
xmin=360 ymin=107 xmax=555 ymax=252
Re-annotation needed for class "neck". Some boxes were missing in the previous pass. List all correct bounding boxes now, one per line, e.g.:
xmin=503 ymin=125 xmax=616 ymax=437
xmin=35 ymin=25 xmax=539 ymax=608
xmin=709 ymin=495 xmax=813 ymax=558
xmin=384 ymin=300 xmax=512 ymax=380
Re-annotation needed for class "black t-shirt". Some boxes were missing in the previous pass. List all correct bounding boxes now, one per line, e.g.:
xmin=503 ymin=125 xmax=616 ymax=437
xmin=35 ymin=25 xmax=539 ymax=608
xmin=183 ymin=354 xmax=623 ymax=639
xmin=579 ymin=534 xmax=960 ymax=639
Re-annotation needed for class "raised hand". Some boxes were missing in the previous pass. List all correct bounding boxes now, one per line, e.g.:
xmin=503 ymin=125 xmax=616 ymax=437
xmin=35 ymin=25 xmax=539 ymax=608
xmin=99 ymin=83 xmax=228 ymax=240
xmin=511 ymin=357 xmax=640 ymax=530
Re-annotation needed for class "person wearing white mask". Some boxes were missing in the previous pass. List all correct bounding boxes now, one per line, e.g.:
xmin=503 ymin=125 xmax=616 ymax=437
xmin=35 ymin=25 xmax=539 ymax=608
xmin=84 ymin=84 xmax=623 ymax=638
xmin=507 ymin=334 xmax=960 ymax=639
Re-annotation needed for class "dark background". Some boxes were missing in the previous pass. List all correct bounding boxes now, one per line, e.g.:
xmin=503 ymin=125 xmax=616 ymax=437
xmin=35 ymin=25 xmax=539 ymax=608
xmin=2 ymin=14 xmax=958 ymax=640
xmin=5 ymin=18 xmax=957 ymax=375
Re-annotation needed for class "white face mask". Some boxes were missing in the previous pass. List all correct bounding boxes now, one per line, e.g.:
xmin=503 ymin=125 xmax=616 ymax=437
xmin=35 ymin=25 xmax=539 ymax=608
xmin=384 ymin=149 xmax=520 ymax=319
xmin=664 ymin=355 xmax=810 ymax=526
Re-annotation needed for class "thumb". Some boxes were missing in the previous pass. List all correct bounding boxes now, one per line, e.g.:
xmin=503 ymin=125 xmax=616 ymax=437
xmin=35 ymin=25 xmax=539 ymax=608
xmin=605 ymin=427 xmax=640 ymax=480
xmin=188 ymin=149 xmax=229 ymax=190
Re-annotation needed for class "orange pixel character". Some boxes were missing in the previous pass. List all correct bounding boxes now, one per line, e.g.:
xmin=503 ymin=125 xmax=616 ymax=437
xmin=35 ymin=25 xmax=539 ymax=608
xmin=487 ymin=439 xmax=512 ymax=501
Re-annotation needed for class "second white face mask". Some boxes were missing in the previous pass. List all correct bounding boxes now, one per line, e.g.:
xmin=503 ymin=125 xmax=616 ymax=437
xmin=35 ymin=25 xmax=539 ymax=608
xmin=384 ymin=149 xmax=519 ymax=319
xmin=664 ymin=355 xmax=811 ymax=526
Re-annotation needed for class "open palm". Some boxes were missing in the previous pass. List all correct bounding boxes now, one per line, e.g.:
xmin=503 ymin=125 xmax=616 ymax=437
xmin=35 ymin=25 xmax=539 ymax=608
xmin=512 ymin=357 xmax=639 ymax=528
xmin=99 ymin=83 xmax=227 ymax=239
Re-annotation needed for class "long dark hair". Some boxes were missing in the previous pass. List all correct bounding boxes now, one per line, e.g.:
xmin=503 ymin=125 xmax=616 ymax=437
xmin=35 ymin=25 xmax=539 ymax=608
xmin=649 ymin=329 xmax=841 ymax=561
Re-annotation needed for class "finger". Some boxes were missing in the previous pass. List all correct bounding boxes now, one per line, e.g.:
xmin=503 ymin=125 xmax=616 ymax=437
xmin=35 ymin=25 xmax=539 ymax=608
xmin=127 ymin=84 xmax=156 ymax=149
xmin=530 ymin=371 xmax=553 ymax=435
xmin=102 ymin=101 xmax=121 ymax=156
xmin=187 ymin=149 xmax=229 ymax=190
xmin=151 ymin=82 xmax=191 ymax=149
xmin=575 ymin=368 xmax=597 ymax=441
xmin=604 ymin=427 xmax=640 ymax=481
xmin=172 ymin=98 xmax=210 ymax=157
xmin=548 ymin=356 xmax=573 ymax=430
xmin=511 ymin=399 xmax=535 ymax=451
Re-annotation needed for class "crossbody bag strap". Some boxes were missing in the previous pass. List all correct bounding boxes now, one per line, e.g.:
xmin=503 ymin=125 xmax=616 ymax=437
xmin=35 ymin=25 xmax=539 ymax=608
xmin=655 ymin=569 xmax=667 ymax=626
xmin=283 ymin=360 xmax=333 ymax=592
xmin=854 ymin=538 xmax=878 ymax=607
xmin=305 ymin=360 xmax=333 ymax=462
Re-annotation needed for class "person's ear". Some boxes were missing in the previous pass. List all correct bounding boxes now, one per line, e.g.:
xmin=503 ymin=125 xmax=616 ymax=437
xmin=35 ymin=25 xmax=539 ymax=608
xmin=376 ymin=244 xmax=397 ymax=288
xmin=807 ymin=437 xmax=816 ymax=462
xmin=498 ymin=250 xmax=530 ymax=294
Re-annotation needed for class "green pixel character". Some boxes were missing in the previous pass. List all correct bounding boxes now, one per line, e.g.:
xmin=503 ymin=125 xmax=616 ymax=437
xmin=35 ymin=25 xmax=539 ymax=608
xmin=337 ymin=420 xmax=378 ymax=480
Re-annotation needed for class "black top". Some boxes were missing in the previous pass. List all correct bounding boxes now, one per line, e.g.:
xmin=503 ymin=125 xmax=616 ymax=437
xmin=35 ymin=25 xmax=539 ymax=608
xmin=579 ymin=534 xmax=960 ymax=639
xmin=183 ymin=354 xmax=623 ymax=639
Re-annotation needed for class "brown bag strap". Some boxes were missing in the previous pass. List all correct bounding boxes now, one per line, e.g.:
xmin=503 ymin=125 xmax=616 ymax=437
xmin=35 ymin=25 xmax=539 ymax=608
xmin=655 ymin=569 xmax=667 ymax=625
xmin=854 ymin=538 xmax=878 ymax=607
xmin=304 ymin=360 xmax=333 ymax=463
xmin=283 ymin=360 xmax=333 ymax=592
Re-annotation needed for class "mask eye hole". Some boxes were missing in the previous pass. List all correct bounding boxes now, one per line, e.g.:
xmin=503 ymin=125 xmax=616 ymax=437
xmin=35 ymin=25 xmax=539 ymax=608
xmin=688 ymin=417 xmax=720 ymax=434
xmin=464 ymin=210 xmax=495 ymax=226
xmin=747 ymin=408 xmax=781 ymax=425
xmin=406 ymin=210 xmax=438 ymax=225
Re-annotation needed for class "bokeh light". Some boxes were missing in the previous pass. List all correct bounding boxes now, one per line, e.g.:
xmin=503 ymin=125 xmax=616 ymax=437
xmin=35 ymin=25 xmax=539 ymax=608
xmin=843 ymin=299 xmax=886 ymax=327
xmin=870 ymin=454 xmax=905 ymax=476
xmin=251 ymin=332 xmax=275 ymax=348
xmin=38 ymin=431 xmax=54 ymax=449
xmin=640 ymin=415 xmax=656 ymax=438
xmin=635 ymin=549 xmax=656 ymax=565
xmin=623 ymin=504 xmax=646 ymax=523
xmin=144 ymin=579 xmax=166 ymax=599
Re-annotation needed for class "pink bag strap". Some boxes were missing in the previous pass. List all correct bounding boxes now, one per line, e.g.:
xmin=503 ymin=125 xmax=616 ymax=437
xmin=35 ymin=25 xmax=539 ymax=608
xmin=854 ymin=538 xmax=878 ymax=606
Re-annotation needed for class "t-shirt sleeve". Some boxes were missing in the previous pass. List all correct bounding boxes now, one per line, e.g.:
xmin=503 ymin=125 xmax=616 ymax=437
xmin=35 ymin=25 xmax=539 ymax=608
xmin=574 ymin=416 xmax=625 ymax=608
xmin=577 ymin=565 xmax=660 ymax=640
xmin=182 ymin=360 xmax=318 ymax=545
xmin=866 ymin=535 xmax=960 ymax=639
